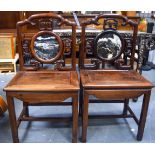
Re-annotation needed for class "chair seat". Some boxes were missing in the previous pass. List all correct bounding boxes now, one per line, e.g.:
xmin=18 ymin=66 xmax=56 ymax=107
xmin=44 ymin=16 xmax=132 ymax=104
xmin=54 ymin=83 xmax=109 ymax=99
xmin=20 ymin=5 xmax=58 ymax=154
xmin=4 ymin=71 xmax=79 ymax=92
xmin=80 ymin=70 xmax=154 ymax=89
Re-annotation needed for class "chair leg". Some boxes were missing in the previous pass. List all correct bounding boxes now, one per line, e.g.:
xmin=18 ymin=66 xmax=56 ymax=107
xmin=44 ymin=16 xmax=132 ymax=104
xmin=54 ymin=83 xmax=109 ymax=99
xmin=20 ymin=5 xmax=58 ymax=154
xmin=72 ymin=95 xmax=78 ymax=143
xmin=23 ymin=102 xmax=29 ymax=117
xmin=6 ymin=94 xmax=19 ymax=143
xmin=82 ymin=93 xmax=89 ymax=143
xmin=137 ymin=90 xmax=151 ymax=141
xmin=123 ymin=99 xmax=129 ymax=116
xmin=79 ymin=86 xmax=83 ymax=117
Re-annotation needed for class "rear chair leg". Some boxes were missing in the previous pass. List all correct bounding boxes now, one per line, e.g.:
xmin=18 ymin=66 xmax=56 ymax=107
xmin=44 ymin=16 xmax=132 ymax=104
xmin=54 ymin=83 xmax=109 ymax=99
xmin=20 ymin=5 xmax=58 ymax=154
xmin=23 ymin=102 xmax=29 ymax=117
xmin=123 ymin=99 xmax=129 ymax=116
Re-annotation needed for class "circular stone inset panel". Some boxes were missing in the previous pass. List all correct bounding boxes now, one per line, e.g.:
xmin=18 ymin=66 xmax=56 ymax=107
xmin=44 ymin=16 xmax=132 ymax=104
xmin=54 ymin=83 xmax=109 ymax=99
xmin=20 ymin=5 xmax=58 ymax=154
xmin=31 ymin=31 xmax=63 ymax=63
xmin=94 ymin=30 xmax=124 ymax=61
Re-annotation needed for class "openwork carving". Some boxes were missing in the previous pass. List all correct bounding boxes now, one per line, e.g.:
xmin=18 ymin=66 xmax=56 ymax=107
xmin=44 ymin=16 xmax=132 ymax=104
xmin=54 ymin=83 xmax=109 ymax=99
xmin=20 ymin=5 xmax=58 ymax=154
xmin=22 ymin=38 xmax=42 ymax=70
xmin=22 ymin=39 xmax=31 ymax=64
xmin=104 ymin=18 xmax=118 ymax=30
xmin=17 ymin=13 xmax=76 ymax=71
xmin=62 ymin=38 xmax=72 ymax=56
xmin=39 ymin=19 xmax=53 ymax=31
xmin=54 ymin=59 xmax=65 ymax=70
xmin=80 ymin=14 xmax=138 ymax=70
xmin=86 ymin=38 xmax=94 ymax=56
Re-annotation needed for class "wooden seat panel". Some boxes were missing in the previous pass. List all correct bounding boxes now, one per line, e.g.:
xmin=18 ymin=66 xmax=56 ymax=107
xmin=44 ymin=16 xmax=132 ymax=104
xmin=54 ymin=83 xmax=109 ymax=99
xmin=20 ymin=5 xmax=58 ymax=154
xmin=80 ymin=70 xmax=153 ymax=89
xmin=4 ymin=71 xmax=79 ymax=92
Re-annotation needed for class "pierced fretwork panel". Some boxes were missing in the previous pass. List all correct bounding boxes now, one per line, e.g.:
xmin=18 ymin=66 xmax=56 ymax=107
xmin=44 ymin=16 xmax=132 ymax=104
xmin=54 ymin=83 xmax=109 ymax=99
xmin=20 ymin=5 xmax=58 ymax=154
xmin=22 ymin=34 xmax=65 ymax=70
xmin=82 ymin=31 xmax=137 ymax=70
xmin=86 ymin=38 xmax=95 ymax=56
xmin=39 ymin=18 xmax=61 ymax=31
xmin=62 ymin=38 xmax=72 ymax=56
xmin=104 ymin=18 xmax=118 ymax=30
xmin=80 ymin=14 xmax=138 ymax=70
xmin=22 ymin=38 xmax=42 ymax=69
xmin=17 ymin=13 xmax=77 ymax=71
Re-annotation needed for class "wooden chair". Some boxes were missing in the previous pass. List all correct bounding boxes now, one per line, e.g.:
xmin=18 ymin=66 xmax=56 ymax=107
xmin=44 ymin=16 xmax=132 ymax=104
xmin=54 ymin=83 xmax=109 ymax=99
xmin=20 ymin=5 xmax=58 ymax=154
xmin=4 ymin=13 xmax=79 ymax=143
xmin=79 ymin=14 xmax=154 ymax=142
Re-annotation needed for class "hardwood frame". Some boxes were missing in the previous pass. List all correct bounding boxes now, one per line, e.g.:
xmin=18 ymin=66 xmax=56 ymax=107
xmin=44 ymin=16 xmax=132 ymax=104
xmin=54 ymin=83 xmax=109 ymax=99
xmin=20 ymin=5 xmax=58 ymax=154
xmin=79 ymin=14 xmax=154 ymax=142
xmin=6 ymin=89 xmax=79 ymax=143
xmin=16 ymin=13 xmax=77 ymax=71
xmin=79 ymin=14 xmax=138 ymax=70
xmin=4 ymin=13 xmax=79 ymax=143
xmin=81 ymin=87 xmax=152 ymax=142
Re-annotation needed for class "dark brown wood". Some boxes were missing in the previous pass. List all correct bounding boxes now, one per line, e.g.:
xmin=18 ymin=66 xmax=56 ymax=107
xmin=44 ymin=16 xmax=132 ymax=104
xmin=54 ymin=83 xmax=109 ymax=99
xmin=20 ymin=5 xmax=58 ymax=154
xmin=88 ymin=114 xmax=133 ymax=119
xmin=4 ymin=73 xmax=79 ymax=143
xmin=80 ymin=70 xmax=153 ymax=89
xmin=127 ymin=105 xmax=139 ymax=125
xmin=79 ymin=80 xmax=83 ymax=116
xmin=16 ymin=12 xmax=77 ymax=71
xmin=4 ymin=13 xmax=79 ymax=143
xmin=6 ymin=94 xmax=19 ymax=143
xmin=4 ymin=71 xmax=79 ymax=92
xmin=20 ymin=116 xmax=72 ymax=122
xmin=80 ymin=14 xmax=138 ymax=70
xmin=79 ymin=14 xmax=154 ymax=142
xmin=82 ymin=93 xmax=89 ymax=143
xmin=23 ymin=102 xmax=29 ymax=117
xmin=81 ymin=79 xmax=153 ymax=142
xmin=27 ymin=102 xmax=72 ymax=106
xmin=137 ymin=90 xmax=151 ymax=141
xmin=72 ymin=95 xmax=78 ymax=143
xmin=17 ymin=108 xmax=26 ymax=128
xmin=123 ymin=99 xmax=129 ymax=116
xmin=0 ymin=12 xmax=20 ymax=29
xmin=0 ymin=11 xmax=140 ymax=31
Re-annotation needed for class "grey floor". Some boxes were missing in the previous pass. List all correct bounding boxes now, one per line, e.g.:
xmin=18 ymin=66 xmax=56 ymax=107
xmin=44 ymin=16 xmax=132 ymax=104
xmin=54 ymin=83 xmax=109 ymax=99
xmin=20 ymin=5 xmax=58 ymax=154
xmin=0 ymin=70 xmax=155 ymax=143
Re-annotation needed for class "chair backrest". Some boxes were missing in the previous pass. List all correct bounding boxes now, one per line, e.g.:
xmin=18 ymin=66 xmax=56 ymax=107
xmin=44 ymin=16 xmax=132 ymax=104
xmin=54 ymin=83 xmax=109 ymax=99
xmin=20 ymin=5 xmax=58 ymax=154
xmin=17 ymin=13 xmax=77 ymax=71
xmin=79 ymin=14 xmax=138 ymax=70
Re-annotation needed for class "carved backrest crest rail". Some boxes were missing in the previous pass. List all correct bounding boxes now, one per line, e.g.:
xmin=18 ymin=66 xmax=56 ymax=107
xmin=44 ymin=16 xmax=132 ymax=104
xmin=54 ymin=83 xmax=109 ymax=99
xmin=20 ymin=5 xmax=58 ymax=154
xmin=17 ymin=13 xmax=77 ymax=71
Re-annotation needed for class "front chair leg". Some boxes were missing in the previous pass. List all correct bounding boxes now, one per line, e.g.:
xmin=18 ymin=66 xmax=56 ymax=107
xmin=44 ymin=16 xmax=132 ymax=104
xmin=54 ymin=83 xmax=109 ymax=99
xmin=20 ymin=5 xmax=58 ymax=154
xmin=7 ymin=94 xmax=19 ymax=143
xmin=72 ymin=95 xmax=78 ymax=143
xmin=137 ymin=90 xmax=151 ymax=141
xmin=82 ymin=93 xmax=89 ymax=143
